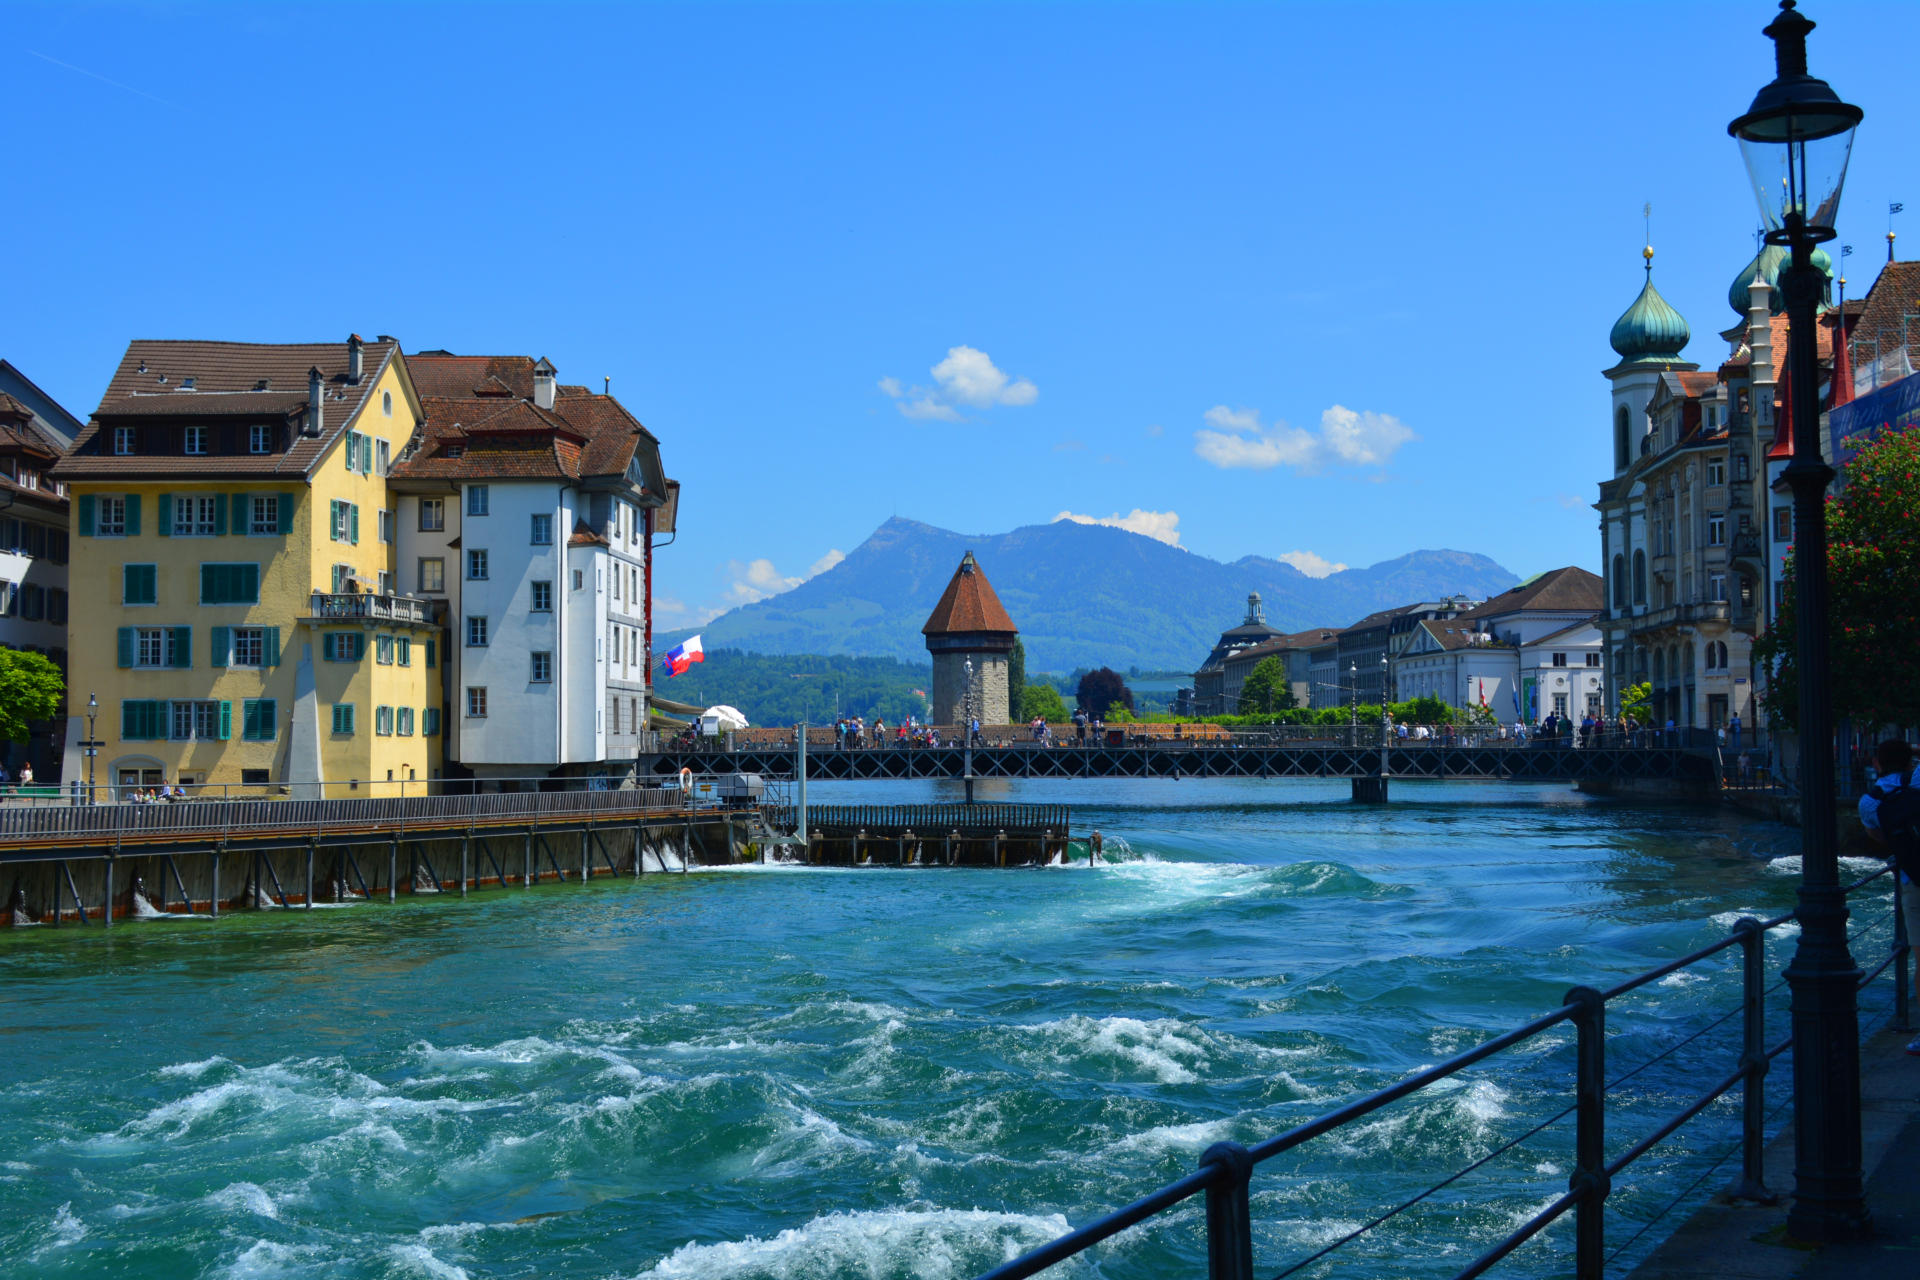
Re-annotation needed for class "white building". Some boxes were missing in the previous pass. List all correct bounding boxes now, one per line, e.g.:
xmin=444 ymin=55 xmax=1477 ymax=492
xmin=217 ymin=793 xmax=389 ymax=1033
xmin=1392 ymin=567 xmax=1604 ymax=723
xmin=390 ymin=354 xmax=676 ymax=783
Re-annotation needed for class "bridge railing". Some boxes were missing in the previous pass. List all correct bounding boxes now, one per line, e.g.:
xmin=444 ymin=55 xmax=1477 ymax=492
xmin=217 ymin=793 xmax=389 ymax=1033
xmin=978 ymin=866 xmax=1909 ymax=1280
xmin=668 ymin=724 xmax=1711 ymax=754
xmin=0 ymin=780 xmax=691 ymax=849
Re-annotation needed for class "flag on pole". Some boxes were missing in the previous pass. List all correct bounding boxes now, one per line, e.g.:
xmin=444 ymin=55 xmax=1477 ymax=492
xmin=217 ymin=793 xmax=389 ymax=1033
xmin=662 ymin=635 xmax=704 ymax=676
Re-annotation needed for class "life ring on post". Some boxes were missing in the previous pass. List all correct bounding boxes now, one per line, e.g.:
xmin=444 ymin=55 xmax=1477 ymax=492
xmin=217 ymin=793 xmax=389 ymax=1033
xmin=678 ymin=766 xmax=694 ymax=798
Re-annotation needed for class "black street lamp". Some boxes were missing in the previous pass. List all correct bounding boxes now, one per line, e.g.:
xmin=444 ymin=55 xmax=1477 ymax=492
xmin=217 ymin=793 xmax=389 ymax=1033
xmin=84 ymin=693 xmax=99 ymax=804
xmin=1728 ymin=0 xmax=1868 ymax=1243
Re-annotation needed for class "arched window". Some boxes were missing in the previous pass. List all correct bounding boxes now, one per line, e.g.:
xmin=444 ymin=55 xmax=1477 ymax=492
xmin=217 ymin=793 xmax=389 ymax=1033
xmin=1718 ymin=641 xmax=1730 ymax=669
xmin=1705 ymin=643 xmax=1719 ymax=671
xmin=1632 ymin=550 xmax=1647 ymax=604
xmin=1615 ymin=406 xmax=1632 ymax=470
xmin=382 ymin=391 xmax=394 ymax=416
xmin=1611 ymin=554 xmax=1627 ymax=608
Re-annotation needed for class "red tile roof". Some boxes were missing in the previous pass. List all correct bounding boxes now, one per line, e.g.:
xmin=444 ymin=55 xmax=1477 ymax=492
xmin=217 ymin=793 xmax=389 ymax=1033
xmin=53 ymin=338 xmax=401 ymax=481
xmin=392 ymin=355 xmax=660 ymax=487
xmin=922 ymin=551 xmax=1018 ymax=635
xmin=1460 ymin=566 xmax=1603 ymax=620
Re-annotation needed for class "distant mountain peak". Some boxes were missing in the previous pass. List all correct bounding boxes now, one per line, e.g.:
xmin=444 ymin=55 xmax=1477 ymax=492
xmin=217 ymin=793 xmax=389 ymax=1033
xmin=664 ymin=518 xmax=1524 ymax=670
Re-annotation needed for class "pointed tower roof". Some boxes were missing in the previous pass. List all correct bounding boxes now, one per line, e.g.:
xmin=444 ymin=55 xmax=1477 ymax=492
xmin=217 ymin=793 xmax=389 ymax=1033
xmin=922 ymin=551 xmax=1018 ymax=636
xmin=1610 ymin=247 xmax=1692 ymax=367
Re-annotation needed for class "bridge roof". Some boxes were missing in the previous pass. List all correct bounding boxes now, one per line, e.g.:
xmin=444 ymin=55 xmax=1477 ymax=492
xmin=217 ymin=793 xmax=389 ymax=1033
xmin=923 ymin=551 xmax=1017 ymax=636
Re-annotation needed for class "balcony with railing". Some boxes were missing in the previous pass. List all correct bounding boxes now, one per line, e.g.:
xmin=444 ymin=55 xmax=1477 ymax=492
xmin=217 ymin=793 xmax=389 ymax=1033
xmin=304 ymin=592 xmax=437 ymax=627
xmin=1629 ymin=601 xmax=1732 ymax=635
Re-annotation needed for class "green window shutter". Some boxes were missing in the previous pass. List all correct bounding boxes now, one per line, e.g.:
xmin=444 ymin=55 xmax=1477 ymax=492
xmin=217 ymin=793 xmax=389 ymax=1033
xmin=200 ymin=564 xmax=214 ymax=602
xmin=212 ymin=496 xmax=228 ymax=537
xmin=277 ymin=494 xmax=293 ymax=535
xmin=328 ymin=500 xmax=338 ymax=542
xmin=397 ymin=637 xmax=410 ymax=666
xmin=232 ymin=493 xmax=249 ymax=533
xmin=170 ymin=626 xmax=192 ymax=668
xmin=425 ymin=638 xmax=436 ymax=668
xmin=156 ymin=494 xmax=171 ymax=537
xmin=364 ymin=435 xmax=374 ymax=473
xmin=349 ymin=504 xmax=359 ymax=545
xmin=344 ymin=432 xmax=356 ymax=472
xmin=354 ymin=634 xmax=366 ymax=662
xmin=241 ymin=564 xmax=259 ymax=603
xmin=117 ymin=627 xmax=133 ymax=669
xmin=211 ymin=626 xmax=230 ymax=667
xmin=120 ymin=700 xmax=135 ymax=739
xmin=322 ymin=633 xmax=335 ymax=662
xmin=265 ymin=627 xmax=281 ymax=667
xmin=424 ymin=707 xmax=440 ymax=737
xmin=218 ymin=700 xmax=232 ymax=741
xmin=78 ymin=495 xmax=95 ymax=536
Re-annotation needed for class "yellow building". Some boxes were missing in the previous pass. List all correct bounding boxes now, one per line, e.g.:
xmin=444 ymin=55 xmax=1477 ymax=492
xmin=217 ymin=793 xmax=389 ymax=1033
xmin=52 ymin=337 xmax=443 ymax=798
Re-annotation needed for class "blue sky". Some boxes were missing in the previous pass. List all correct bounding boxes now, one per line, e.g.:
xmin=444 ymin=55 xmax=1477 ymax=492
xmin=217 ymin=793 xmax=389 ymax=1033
xmin=11 ymin=1 xmax=1920 ymax=632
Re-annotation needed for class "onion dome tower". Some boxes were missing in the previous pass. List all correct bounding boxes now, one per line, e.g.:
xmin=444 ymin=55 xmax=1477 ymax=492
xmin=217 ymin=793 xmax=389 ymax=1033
xmin=1726 ymin=243 xmax=1832 ymax=316
xmin=1605 ymin=246 xmax=1698 ymax=474
xmin=923 ymin=551 xmax=1019 ymax=726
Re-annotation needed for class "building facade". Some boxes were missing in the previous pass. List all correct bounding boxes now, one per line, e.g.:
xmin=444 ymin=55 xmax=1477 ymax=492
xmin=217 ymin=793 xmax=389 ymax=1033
xmin=54 ymin=338 xmax=440 ymax=797
xmin=0 ymin=362 xmax=82 ymax=778
xmin=923 ymin=551 xmax=1017 ymax=726
xmin=1191 ymin=593 xmax=1285 ymax=715
xmin=1217 ymin=628 xmax=1333 ymax=713
xmin=1392 ymin=568 xmax=1604 ymax=722
xmin=388 ymin=353 xmax=675 ymax=782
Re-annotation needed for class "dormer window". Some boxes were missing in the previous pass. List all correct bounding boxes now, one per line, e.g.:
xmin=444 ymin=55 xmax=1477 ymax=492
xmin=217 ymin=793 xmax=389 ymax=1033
xmin=184 ymin=426 xmax=207 ymax=455
xmin=113 ymin=426 xmax=136 ymax=456
xmin=249 ymin=424 xmax=272 ymax=454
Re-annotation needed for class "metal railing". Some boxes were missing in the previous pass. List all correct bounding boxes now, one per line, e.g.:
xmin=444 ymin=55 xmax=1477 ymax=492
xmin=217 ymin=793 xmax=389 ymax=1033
xmin=979 ymin=866 xmax=1910 ymax=1280
xmin=0 ymin=777 xmax=691 ymax=847
xmin=671 ymin=725 xmax=1711 ymax=755
xmin=305 ymin=591 xmax=435 ymax=624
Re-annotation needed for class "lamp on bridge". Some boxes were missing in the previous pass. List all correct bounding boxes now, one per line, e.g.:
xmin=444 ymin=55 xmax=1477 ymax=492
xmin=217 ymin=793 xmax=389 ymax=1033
xmin=85 ymin=694 xmax=98 ymax=805
xmin=1728 ymin=0 xmax=1867 ymax=1242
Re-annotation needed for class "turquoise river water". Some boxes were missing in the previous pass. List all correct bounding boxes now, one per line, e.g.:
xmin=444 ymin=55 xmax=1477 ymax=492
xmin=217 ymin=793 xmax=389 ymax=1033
xmin=0 ymin=779 xmax=1903 ymax=1280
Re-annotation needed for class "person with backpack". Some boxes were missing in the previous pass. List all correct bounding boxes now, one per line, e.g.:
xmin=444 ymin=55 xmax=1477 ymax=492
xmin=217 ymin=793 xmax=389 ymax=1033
xmin=1861 ymin=738 xmax=1920 ymax=1055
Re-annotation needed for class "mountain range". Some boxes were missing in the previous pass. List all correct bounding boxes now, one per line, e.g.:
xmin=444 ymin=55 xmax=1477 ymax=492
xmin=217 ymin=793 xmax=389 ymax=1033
xmin=661 ymin=518 xmax=1525 ymax=674
xmin=664 ymin=518 xmax=1528 ymax=675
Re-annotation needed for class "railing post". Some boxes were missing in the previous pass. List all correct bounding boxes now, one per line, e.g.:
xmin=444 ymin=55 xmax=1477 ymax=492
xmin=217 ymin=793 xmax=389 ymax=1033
xmin=1199 ymin=1141 xmax=1255 ymax=1280
xmin=1895 ymin=875 xmax=1912 ymax=1035
xmin=1566 ymin=985 xmax=1609 ymax=1280
xmin=1729 ymin=917 xmax=1776 ymax=1202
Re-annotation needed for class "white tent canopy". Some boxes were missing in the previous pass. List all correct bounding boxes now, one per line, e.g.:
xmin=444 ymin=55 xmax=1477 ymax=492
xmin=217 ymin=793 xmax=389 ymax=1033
xmin=701 ymin=705 xmax=750 ymax=732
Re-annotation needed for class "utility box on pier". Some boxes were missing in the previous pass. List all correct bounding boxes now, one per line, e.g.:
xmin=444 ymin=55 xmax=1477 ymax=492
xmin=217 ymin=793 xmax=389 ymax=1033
xmin=718 ymin=774 xmax=765 ymax=808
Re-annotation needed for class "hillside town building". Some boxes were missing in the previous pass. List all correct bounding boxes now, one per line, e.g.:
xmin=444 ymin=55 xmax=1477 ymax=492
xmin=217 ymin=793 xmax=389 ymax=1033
xmin=1190 ymin=593 xmax=1285 ymax=715
xmin=388 ymin=353 xmax=676 ymax=783
xmin=1216 ymin=628 xmax=1336 ymax=713
xmin=923 ymin=551 xmax=1017 ymax=726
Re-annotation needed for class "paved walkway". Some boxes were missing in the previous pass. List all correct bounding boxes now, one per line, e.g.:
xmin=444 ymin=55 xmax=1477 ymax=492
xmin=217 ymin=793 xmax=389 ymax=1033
xmin=1629 ymin=1022 xmax=1920 ymax=1279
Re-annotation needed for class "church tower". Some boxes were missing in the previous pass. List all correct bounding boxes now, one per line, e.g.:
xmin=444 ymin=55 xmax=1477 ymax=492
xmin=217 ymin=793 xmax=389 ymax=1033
xmin=923 ymin=551 xmax=1019 ymax=726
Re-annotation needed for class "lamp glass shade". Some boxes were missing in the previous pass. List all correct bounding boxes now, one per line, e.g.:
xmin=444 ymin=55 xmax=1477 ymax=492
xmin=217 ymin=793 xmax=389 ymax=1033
xmin=1739 ymin=119 xmax=1855 ymax=235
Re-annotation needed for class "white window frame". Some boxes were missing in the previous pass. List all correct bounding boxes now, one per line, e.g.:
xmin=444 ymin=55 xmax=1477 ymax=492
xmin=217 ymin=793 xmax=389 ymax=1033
xmin=249 ymin=495 xmax=279 ymax=536
xmin=98 ymin=496 xmax=128 ymax=537
xmin=171 ymin=700 xmax=220 ymax=742
xmin=467 ymin=549 xmax=488 ymax=580
xmin=378 ymin=508 xmax=393 ymax=544
xmin=466 ymin=615 xmax=488 ymax=647
xmin=530 ymin=513 xmax=552 ymax=545
xmin=1707 ymin=512 xmax=1726 ymax=547
xmin=466 ymin=686 xmax=488 ymax=718
xmin=530 ymin=580 xmax=552 ymax=612
xmin=231 ymin=626 xmax=264 ymax=668
xmin=419 ymin=498 xmax=445 ymax=532
xmin=249 ymin=424 xmax=272 ymax=454
xmin=376 ymin=438 xmax=390 ymax=476
xmin=467 ymin=485 xmax=490 ymax=517
xmin=135 ymin=627 xmax=170 ymax=668
xmin=184 ymin=425 xmax=207 ymax=456
xmin=174 ymin=494 xmax=219 ymax=537
xmin=419 ymin=557 xmax=445 ymax=594
xmin=531 ymin=651 xmax=553 ymax=683
xmin=113 ymin=426 xmax=136 ymax=456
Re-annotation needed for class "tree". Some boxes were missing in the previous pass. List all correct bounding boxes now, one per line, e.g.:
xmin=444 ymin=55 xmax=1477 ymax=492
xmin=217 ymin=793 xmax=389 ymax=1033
xmin=0 ymin=649 xmax=64 ymax=745
xmin=1006 ymin=637 xmax=1026 ymax=722
xmin=1389 ymin=694 xmax=1454 ymax=725
xmin=1618 ymin=681 xmax=1654 ymax=726
xmin=1020 ymin=683 xmax=1068 ymax=722
xmin=1076 ymin=666 xmax=1134 ymax=716
xmin=1236 ymin=656 xmax=1297 ymax=714
xmin=1753 ymin=430 xmax=1920 ymax=730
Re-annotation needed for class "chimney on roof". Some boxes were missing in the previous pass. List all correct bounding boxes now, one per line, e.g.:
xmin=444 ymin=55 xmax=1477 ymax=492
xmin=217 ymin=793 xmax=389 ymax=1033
xmin=534 ymin=358 xmax=557 ymax=411
xmin=306 ymin=366 xmax=324 ymax=437
xmin=347 ymin=334 xmax=364 ymax=385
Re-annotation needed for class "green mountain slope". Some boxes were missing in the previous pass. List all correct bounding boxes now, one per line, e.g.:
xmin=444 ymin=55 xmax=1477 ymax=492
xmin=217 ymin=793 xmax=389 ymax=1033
xmin=662 ymin=517 xmax=1526 ymax=673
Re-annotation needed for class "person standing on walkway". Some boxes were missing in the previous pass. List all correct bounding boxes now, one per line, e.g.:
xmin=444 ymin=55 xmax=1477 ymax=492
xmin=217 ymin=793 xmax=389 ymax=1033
xmin=1860 ymin=738 xmax=1920 ymax=1055
xmin=1729 ymin=712 xmax=1743 ymax=751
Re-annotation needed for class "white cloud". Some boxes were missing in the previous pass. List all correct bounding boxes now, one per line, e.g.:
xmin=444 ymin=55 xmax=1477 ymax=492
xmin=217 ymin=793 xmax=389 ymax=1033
xmin=1275 ymin=549 xmax=1349 ymax=578
xmin=653 ymin=595 xmax=726 ymax=628
xmin=880 ymin=345 xmax=1037 ymax=420
xmin=1193 ymin=404 xmax=1415 ymax=473
xmin=1052 ymin=508 xmax=1183 ymax=547
xmin=723 ymin=548 xmax=847 ymax=606
xmin=1145 ymin=423 xmax=1164 ymax=437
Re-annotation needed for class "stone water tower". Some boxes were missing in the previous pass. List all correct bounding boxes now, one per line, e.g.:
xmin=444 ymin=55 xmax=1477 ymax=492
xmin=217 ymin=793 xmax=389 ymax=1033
xmin=923 ymin=551 xmax=1019 ymax=726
